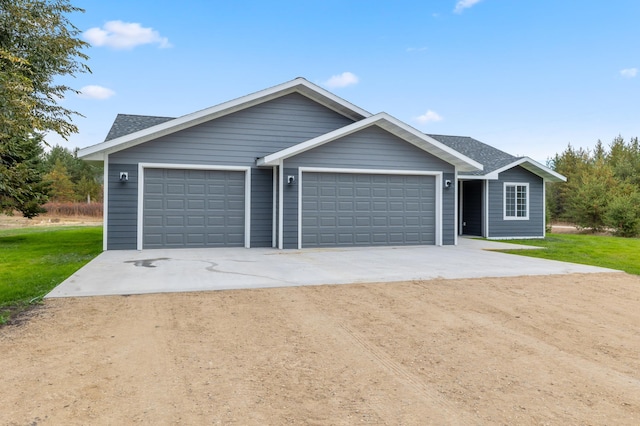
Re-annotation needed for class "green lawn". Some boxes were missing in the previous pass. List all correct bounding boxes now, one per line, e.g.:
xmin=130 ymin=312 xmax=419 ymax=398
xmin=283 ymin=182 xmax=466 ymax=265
xmin=497 ymin=233 xmax=640 ymax=275
xmin=0 ymin=226 xmax=102 ymax=323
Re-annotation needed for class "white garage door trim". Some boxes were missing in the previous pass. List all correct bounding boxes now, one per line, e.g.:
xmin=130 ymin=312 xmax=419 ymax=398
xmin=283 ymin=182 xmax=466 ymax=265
xmin=297 ymin=167 xmax=443 ymax=249
xmin=137 ymin=163 xmax=251 ymax=250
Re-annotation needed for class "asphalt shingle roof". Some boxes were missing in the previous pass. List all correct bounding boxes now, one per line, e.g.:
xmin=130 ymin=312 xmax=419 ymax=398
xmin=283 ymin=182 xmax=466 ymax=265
xmin=105 ymin=114 xmax=175 ymax=141
xmin=427 ymin=134 xmax=518 ymax=175
xmin=102 ymin=115 xmax=519 ymax=176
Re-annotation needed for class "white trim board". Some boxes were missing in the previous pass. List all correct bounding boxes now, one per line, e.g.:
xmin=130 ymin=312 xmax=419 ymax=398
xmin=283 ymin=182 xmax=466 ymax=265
xmin=258 ymin=113 xmax=483 ymax=173
xmin=79 ymin=78 xmax=370 ymax=161
xmin=136 ymin=163 xmax=251 ymax=250
xmin=102 ymin=153 xmax=109 ymax=251
xmin=297 ymin=167 xmax=444 ymax=249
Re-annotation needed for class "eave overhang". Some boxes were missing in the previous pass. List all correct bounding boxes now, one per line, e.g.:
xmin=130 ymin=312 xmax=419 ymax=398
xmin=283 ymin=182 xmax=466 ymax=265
xmin=78 ymin=77 xmax=371 ymax=161
xmin=257 ymin=113 xmax=484 ymax=173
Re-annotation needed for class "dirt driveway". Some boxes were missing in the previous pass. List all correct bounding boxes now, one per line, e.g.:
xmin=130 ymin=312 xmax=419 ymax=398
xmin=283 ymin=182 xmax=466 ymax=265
xmin=2 ymin=272 xmax=639 ymax=425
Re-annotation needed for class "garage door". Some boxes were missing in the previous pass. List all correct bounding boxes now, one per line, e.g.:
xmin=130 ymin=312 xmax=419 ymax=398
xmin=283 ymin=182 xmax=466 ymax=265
xmin=143 ymin=168 xmax=245 ymax=248
xmin=301 ymin=172 xmax=436 ymax=247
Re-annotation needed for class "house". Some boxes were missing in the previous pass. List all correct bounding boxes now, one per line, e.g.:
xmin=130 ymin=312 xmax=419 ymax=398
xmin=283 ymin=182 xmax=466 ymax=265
xmin=79 ymin=78 xmax=565 ymax=251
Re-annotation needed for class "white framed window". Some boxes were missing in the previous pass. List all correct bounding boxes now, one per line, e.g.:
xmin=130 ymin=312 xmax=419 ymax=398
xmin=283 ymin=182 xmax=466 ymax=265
xmin=504 ymin=182 xmax=529 ymax=220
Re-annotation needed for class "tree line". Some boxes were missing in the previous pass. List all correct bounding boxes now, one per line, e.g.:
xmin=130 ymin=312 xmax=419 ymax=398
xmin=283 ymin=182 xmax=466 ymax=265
xmin=43 ymin=145 xmax=102 ymax=204
xmin=547 ymin=136 xmax=640 ymax=237
xmin=1 ymin=0 xmax=89 ymax=218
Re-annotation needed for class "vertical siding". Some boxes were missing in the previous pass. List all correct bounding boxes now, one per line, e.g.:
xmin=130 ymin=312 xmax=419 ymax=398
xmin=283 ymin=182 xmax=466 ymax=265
xmin=106 ymin=93 xmax=354 ymax=249
xmin=107 ymin=164 xmax=138 ymax=250
xmin=487 ymin=166 xmax=544 ymax=238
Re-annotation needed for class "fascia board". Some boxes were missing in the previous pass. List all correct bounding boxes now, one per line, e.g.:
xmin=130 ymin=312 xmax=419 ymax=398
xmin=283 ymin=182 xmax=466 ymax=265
xmin=258 ymin=117 xmax=375 ymax=166
xmin=375 ymin=113 xmax=483 ymax=172
xmin=79 ymin=78 xmax=371 ymax=160
xmin=259 ymin=113 xmax=484 ymax=172
xmin=488 ymin=157 xmax=567 ymax=182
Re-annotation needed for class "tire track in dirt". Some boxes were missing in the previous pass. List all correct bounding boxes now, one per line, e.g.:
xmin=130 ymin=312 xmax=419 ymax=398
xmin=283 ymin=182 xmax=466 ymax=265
xmin=289 ymin=286 xmax=479 ymax=425
xmin=336 ymin=322 xmax=477 ymax=424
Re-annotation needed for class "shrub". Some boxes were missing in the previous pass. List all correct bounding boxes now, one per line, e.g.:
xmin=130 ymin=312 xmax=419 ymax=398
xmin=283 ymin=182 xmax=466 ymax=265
xmin=604 ymin=193 xmax=640 ymax=237
xmin=43 ymin=202 xmax=103 ymax=217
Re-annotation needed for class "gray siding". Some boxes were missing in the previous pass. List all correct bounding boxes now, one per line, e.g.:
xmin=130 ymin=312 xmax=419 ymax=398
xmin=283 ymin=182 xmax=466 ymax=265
xmin=107 ymin=164 xmax=138 ymax=250
xmin=250 ymin=168 xmax=273 ymax=247
xmin=109 ymin=93 xmax=354 ymax=166
xmin=107 ymin=93 xmax=354 ymax=249
xmin=282 ymin=167 xmax=299 ymax=249
xmin=285 ymin=126 xmax=455 ymax=172
xmin=283 ymin=127 xmax=457 ymax=247
xmin=442 ymin=172 xmax=455 ymax=244
xmin=487 ymin=166 xmax=544 ymax=238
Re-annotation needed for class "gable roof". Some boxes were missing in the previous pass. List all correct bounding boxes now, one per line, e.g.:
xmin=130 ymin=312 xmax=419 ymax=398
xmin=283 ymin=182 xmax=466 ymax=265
xmin=429 ymin=134 xmax=566 ymax=182
xmin=258 ymin=113 xmax=484 ymax=173
xmin=79 ymin=77 xmax=371 ymax=160
xmin=427 ymin=134 xmax=515 ymax=175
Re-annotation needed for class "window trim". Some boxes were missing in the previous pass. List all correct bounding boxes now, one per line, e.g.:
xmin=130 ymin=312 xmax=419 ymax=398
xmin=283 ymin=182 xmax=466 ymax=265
xmin=503 ymin=182 xmax=529 ymax=220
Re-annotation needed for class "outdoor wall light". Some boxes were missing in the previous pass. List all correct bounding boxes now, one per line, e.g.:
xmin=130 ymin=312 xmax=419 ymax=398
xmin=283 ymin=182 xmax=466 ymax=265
xmin=119 ymin=172 xmax=129 ymax=182
xmin=444 ymin=179 xmax=452 ymax=189
xmin=287 ymin=175 xmax=295 ymax=185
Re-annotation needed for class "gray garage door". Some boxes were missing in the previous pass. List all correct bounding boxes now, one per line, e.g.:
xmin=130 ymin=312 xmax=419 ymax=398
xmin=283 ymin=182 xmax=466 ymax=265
xmin=301 ymin=172 xmax=436 ymax=247
xmin=143 ymin=168 xmax=245 ymax=248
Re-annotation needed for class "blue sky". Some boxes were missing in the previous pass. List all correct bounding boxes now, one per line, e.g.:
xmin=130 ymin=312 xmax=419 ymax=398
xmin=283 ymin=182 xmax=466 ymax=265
xmin=51 ymin=0 xmax=640 ymax=163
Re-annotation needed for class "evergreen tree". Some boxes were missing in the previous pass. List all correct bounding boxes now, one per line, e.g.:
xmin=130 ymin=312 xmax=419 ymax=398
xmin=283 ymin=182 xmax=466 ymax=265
xmin=0 ymin=0 xmax=90 ymax=217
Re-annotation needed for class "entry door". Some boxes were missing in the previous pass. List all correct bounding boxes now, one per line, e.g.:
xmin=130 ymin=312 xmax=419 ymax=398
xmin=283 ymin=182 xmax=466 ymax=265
xmin=461 ymin=180 xmax=483 ymax=236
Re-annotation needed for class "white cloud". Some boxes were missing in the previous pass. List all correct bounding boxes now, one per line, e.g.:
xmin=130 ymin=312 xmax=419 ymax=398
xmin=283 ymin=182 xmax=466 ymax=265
xmin=416 ymin=110 xmax=444 ymax=124
xmin=406 ymin=47 xmax=428 ymax=53
xmin=324 ymin=72 xmax=359 ymax=88
xmin=78 ymin=85 xmax=115 ymax=100
xmin=454 ymin=0 xmax=483 ymax=14
xmin=83 ymin=21 xmax=171 ymax=50
xmin=620 ymin=68 xmax=638 ymax=78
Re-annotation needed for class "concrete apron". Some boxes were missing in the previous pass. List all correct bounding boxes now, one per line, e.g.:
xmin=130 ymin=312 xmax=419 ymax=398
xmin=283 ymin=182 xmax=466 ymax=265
xmin=46 ymin=238 xmax=620 ymax=298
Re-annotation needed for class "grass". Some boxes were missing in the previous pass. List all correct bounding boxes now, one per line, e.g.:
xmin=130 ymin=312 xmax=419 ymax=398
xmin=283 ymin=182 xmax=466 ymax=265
xmin=497 ymin=233 xmax=640 ymax=275
xmin=0 ymin=226 xmax=103 ymax=324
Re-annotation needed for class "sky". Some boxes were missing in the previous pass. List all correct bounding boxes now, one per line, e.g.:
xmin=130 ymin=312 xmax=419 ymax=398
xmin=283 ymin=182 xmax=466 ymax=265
xmin=49 ymin=0 xmax=640 ymax=164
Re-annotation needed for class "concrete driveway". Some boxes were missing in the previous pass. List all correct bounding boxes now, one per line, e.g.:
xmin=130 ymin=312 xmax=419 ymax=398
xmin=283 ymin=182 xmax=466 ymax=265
xmin=46 ymin=238 xmax=619 ymax=298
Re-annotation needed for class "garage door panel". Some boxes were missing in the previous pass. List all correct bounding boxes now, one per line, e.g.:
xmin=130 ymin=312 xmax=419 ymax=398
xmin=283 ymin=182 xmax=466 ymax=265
xmin=188 ymin=216 xmax=205 ymax=226
xmin=166 ymin=199 xmax=185 ymax=210
xmin=188 ymin=184 xmax=205 ymax=195
xmin=302 ymin=172 xmax=436 ymax=248
xmin=143 ymin=168 xmax=245 ymax=249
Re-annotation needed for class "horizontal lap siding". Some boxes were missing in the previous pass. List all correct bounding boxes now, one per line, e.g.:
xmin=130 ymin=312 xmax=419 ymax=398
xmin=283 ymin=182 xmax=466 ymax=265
xmin=109 ymin=94 xmax=354 ymax=166
xmin=285 ymin=126 xmax=455 ymax=172
xmin=107 ymin=93 xmax=354 ymax=249
xmin=488 ymin=166 xmax=544 ymax=238
xmin=251 ymin=168 xmax=273 ymax=247
xmin=107 ymin=164 xmax=138 ymax=250
xmin=283 ymin=126 xmax=456 ymax=247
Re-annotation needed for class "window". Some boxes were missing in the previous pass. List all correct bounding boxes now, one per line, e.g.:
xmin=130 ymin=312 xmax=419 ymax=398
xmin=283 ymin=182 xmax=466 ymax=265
xmin=504 ymin=183 xmax=529 ymax=220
